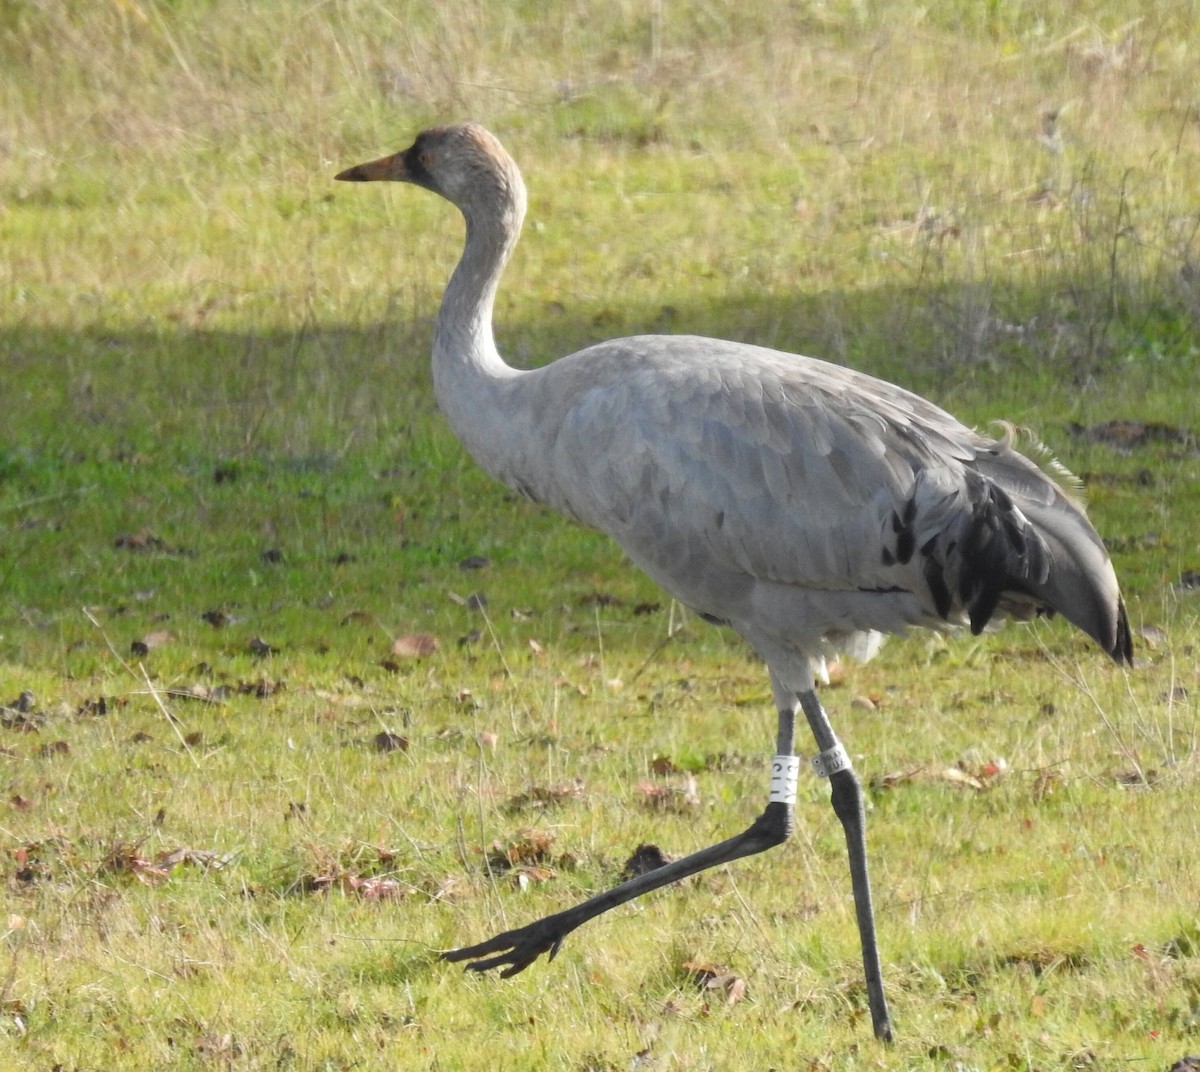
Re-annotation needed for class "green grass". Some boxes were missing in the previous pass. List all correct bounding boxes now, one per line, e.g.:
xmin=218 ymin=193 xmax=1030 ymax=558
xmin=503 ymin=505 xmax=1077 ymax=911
xmin=2 ymin=1 xmax=1200 ymax=1068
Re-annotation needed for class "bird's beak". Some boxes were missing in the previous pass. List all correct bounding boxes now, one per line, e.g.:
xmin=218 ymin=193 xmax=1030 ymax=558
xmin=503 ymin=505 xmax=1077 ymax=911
xmin=335 ymin=151 xmax=407 ymax=183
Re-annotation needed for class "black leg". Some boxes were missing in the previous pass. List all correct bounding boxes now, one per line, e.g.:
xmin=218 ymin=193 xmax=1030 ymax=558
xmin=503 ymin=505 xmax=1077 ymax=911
xmin=798 ymin=688 xmax=893 ymax=1043
xmin=442 ymin=708 xmax=799 ymax=976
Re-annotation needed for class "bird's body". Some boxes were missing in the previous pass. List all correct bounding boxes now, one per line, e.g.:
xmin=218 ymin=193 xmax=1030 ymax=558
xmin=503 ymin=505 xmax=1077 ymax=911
xmin=337 ymin=122 xmax=1131 ymax=1043
xmin=453 ymin=329 xmax=1123 ymax=691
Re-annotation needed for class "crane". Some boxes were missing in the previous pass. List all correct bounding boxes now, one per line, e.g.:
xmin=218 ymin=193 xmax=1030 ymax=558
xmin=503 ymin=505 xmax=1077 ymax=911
xmin=336 ymin=122 xmax=1132 ymax=1042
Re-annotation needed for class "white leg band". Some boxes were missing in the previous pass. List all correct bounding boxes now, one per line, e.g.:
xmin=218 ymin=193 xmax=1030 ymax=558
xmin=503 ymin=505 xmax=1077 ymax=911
xmin=768 ymin=755 xmax=801 ymax=804
xmin=811 ymin=742 xmax=851 ymax=779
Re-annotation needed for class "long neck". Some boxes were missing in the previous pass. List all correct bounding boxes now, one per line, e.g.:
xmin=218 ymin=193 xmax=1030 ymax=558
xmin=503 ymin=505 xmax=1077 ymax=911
xmin=433 ymin=208 xmax=518 ymax=371
xmin=431 ymin=174 xmax=529 ymax=476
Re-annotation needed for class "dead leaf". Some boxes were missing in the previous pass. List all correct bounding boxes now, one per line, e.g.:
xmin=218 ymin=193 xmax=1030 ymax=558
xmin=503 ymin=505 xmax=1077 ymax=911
xmin=131 ymin=629 xmax=173 ymax=656
xmin=504 ymin=780 xmax=584 ymax=812
xmin=238 ymin=677 xmax=282 ymax=698
xmin=681 ymin=960 xmax=747 ymax=1005
xmin=1115 ymin=767 xmax=1158 ymax=787
xmin=4 ymin=690 xmax=35 ymax=713
xmin=581 ymin=591 xmax=622 ymax=607
xmin=621 ymin=843 xmax=671 ymax=879
xmin=371 ymin=731 xmax=408 ymax=753
xmin=114 ymin=530 xmax=188 ymax=556
xmin=977 ymin=757 xmax=1009 ymax=780
xmin=167 ymin=683 xmax=224 ymax=704
xmin=872 ymin=767 xmax=925 ymax=789
xmin=247 ymin=637 xmax=277 ymax=657
xmin=195 ymin=1032 xmax=242 ymax=1060
xmin=392 ymin=634 xmax=439 ymax=658
xmin=347 ymin=875 xmax=414 ymax=900
xmin=1138 ymin=624 xmax=1167 ymax=648
xmin=1 ymin=692 xmax=45 ymax=731
xmin=722 ymin=976 xmax=747 ymax=1006
xmin=636 ymin=774 xmax=700 ymax=811
xmin=487 ymin=829 xmax=555 ymax=871
xmin=431 ymin=875 xmax=463 ymax=901
xmin=512 ymin=864 xmax=558 ymax=889
xmin=1068 ymin=419 xmax=1194 ymax=451
xmin=100 ymin=840 xmax=170 ymax=884
xmin=1032 ymin=769 xmax=1062 ymax=801
xmin=937 ymin=767 xmax=984 ymax=791
xmin=1174 ymin=570 xmax=1200 ymax=592
xmin=340 ymin=610 xmax=375 ymax=626
xmin=155 ymin=847 xmax=231 ymax=871
xmin=75 ymin=695 xmax=121 ymax=717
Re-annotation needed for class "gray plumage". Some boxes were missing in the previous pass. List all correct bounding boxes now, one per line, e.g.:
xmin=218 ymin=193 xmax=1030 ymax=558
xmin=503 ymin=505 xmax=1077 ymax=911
xmin=336 ymin=122 xmax=1132 ymax=1042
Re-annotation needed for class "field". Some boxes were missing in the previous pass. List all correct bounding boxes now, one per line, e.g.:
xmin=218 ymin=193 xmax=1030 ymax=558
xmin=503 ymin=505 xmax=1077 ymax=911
xmin=2 ymin=1 xmax=1200 ymax=1068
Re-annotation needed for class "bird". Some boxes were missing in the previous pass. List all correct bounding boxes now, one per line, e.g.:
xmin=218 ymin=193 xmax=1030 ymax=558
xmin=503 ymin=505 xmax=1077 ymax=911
xmin=335 ymin=122 xmax=1132 ymax=1042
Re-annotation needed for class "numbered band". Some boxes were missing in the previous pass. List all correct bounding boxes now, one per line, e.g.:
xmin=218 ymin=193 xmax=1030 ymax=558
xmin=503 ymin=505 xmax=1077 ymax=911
xmin=768 ymin=755 xmax=801 ymax=804
xmin=810 ymin=742 xmax=851 ymax=779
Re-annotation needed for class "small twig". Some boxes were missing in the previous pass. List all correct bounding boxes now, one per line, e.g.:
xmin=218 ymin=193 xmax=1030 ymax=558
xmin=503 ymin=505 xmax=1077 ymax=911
xmin=628 ymin=623 xmax=684 ymax=686
xmin=139 ymin=664 xmax=202 ymax=769
xmin=471 ymin=705 xmax=506 ymax=928
xmin=1032 ymin=627 xmax=1142 ymax=780
xmin=82 ymin=606 xmax=136 ymax=674
xmin=473 ymin=602 xmax=514 ymax=681
xmin=452 ymin=812 xmax=471 ymax=872
xmin=593 ymin=604 xmax=606 ymax=684
xmin=0 ymin=486 xmax=96 ymax=513
xmin=724 ymin=871 xmax=775 ymax=952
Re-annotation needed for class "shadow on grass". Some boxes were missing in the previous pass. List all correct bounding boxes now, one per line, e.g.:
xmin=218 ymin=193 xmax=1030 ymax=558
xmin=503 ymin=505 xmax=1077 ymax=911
xmin=0 ymin=273 xmax=1196 ymax=630
xmin=2 ymin=268 xmax=1196 ymax=450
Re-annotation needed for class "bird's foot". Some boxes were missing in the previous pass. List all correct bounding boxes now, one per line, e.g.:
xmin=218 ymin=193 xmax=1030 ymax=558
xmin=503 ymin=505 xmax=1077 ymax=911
xmin=441 ymin=914 xmax=571 ymax=978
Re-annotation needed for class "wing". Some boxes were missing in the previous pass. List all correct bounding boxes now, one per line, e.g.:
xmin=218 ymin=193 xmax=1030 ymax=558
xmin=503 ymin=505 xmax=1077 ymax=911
xmin=503 ymin=334 xmax=1127 ymax=661
xmin=546 ymin=336 xmax=980 ymax=594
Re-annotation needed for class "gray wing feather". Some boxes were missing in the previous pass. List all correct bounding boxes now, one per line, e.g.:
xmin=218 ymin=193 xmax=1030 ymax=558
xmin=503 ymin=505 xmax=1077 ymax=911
xmin=547 ymin=339 xmax=973 ymax=592
xmin=485 ymin=334 xmax=1128 ymax=664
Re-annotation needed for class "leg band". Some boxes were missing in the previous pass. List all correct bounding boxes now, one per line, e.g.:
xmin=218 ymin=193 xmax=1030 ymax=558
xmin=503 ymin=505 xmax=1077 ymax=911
xmin=768 ymin=755 xmax=801 ymax=804
xmin=811 ymin=742 xmax=851 ymax=779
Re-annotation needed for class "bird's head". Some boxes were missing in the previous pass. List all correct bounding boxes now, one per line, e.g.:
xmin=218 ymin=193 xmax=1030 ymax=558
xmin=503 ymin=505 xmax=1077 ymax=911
xmin=336 ymin=122 xmax=525 ymax=222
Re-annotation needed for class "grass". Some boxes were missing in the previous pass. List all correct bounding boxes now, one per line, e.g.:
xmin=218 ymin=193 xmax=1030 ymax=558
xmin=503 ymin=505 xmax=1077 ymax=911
xmin=2 ymin=0 xmax=1200 ymax=1067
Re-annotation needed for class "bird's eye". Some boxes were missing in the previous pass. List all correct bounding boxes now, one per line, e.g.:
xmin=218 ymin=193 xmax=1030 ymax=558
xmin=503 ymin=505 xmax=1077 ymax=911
xmin=418 ymin=151 xmax=433 ymax=169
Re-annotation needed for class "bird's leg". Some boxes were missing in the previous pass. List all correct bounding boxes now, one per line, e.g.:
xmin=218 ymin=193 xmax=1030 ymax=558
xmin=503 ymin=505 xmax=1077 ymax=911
xmin=442 ymin=706 xmax=799 ymax=978
xmin=798 ymin=688 xmax=893 ymax=1043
